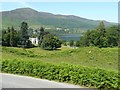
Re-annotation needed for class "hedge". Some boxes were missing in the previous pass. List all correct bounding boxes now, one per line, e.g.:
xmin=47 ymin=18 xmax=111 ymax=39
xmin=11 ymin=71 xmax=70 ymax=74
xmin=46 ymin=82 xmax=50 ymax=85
xmin=2 ymin=59 xmax=119 ymax=89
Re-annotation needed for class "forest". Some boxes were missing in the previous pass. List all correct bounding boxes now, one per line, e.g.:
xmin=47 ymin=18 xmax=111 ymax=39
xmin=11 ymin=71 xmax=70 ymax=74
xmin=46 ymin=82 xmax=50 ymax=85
xmin=2 ymin=21 xmax=119 ymax=50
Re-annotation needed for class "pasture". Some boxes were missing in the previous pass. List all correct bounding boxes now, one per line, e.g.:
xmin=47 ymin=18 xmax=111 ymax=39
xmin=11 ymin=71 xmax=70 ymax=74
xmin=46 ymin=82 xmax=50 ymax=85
xmin=2 ymin=46 xmax=118 ymax=72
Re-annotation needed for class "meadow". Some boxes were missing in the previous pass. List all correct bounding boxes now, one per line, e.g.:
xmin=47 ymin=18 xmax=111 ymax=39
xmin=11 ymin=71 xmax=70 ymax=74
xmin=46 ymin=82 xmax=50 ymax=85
xmin=2 ymin=46 xmax=118 ymax=72
xmin=1 ymin=46 xmax=119 ymax=89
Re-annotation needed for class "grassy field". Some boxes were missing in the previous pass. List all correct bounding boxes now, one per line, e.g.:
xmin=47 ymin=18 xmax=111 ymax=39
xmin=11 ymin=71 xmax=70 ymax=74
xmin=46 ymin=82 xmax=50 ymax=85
xmin=2 ymin=46 xmax=118 ymax=72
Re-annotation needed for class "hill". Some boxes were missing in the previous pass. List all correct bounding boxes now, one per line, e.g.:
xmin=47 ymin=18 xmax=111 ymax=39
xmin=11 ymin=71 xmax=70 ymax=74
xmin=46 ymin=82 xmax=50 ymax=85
xmin=1 ymin=8 xmax=115 ymax=32
xmin=2 ymin=46 xmax=118 ymax=89
xmin=2 ymin=46 xmax=118 ymax=72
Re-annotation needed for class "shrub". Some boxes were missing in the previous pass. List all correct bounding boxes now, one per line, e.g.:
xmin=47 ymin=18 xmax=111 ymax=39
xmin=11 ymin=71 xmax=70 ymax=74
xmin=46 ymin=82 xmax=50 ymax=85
xmin=41 ymin=34 xmax=61 ymax=50
xmin=2 ymin=59 xmax=119 ymax=89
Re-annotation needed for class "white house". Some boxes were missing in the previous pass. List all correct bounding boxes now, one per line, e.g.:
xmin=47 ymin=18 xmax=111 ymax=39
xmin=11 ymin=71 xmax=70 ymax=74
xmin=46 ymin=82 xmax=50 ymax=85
xmin=29 ymin=37 xmax=39 ymax=45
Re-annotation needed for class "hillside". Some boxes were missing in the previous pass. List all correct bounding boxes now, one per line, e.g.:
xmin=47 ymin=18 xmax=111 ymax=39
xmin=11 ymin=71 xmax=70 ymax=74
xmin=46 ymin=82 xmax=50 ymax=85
xmin=2 ymin=46 xmax=119 ymax=89
xmin=2 ymin=46 xmax=118 ymax=72
xmin=1 ymin=8 xmax=114 ymax=31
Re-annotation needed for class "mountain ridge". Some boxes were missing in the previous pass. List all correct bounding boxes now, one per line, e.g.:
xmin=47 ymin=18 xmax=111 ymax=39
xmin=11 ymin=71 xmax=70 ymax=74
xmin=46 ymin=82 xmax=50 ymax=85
xmin=1 ymin=7 xmax=115 ymax=31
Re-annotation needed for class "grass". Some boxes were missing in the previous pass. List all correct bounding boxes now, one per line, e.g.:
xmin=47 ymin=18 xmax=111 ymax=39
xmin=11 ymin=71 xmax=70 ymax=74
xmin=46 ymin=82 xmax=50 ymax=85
xmin=1 ymin=46 xmax=118 ymax=72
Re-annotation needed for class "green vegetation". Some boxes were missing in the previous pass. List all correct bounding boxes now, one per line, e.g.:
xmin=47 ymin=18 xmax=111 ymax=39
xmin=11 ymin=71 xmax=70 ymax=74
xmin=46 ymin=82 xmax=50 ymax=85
xmin=2 ymin=57 xmax=119 ymax=89
xmin=2 ymin=46 xmax=118 ymax=72
xmin=61 ymin=40 xmax=67 ymax=46
xmin=79 ymin=22 xmax=118 ymax=48
xmin=2 ymin=8 xmax=114 ymax=32
xmin=18 ymin=22 xmax=33 ymax=48
xmin=2 ymin=27 xmax=19 ymax=46
xmin=38 ymin=27 xmax=45 ymax=46
xmin=75 ymin=41 xmax=80 ymax=47
xmin=1 ymin=8 xmax=119 ymax=89
xmin=69 ymin=39 xmax=74 ymax=47
xmin=2 ymin=22 xmax=62 ymax=50
xmin=41 ymin=34 xmax=61 ymax=50
xmin=1 ymin=44 xmax=119 ymax=89
xmin=37 ymin=27 xmax=62 ymax=50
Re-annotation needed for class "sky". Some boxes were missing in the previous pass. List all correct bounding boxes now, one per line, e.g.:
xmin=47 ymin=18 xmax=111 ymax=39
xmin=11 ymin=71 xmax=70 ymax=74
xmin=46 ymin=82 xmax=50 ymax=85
xmin=1 ymin=2 xmax=118 ymax=23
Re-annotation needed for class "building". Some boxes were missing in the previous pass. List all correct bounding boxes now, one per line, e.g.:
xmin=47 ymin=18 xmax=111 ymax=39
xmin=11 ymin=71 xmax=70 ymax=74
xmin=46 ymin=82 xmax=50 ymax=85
xmin=29 ymin=37 xmax=39 ymax=45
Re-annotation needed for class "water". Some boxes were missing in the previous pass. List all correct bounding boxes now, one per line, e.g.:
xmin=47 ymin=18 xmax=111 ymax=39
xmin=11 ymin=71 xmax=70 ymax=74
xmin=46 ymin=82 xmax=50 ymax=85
xmin=58 ymin=34 xmax=82 ymax=41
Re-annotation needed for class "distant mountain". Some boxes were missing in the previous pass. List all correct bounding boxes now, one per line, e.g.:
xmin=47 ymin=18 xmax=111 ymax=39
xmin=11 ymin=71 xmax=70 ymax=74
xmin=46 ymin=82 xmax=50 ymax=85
xmin=1 ymin=8 xmax=115 ymax=31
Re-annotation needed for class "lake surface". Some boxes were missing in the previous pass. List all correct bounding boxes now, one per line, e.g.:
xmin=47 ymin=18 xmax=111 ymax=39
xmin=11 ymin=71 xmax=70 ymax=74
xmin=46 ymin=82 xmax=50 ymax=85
xmin=58 ymin=34 xmax=82 ymax=41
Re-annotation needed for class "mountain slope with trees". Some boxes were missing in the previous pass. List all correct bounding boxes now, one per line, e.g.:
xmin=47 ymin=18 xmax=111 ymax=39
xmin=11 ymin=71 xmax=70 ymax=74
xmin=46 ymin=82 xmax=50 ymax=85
xmin=1 ymin=8 xmax=115 ymax=31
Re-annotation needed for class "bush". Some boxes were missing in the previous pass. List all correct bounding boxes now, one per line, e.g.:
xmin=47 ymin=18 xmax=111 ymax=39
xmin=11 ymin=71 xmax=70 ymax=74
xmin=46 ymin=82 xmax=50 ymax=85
xmin=41 ymin=34 xmax=61 ymax=50
xmin=2 ymin=59 xmax=119 ymax=89
xmin=69 ymin=39 xmax=74 ymax=47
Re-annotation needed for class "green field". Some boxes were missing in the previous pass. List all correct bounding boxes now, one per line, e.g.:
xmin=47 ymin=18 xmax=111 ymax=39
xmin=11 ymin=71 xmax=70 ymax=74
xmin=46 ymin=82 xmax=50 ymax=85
xmin=2 ymin=46 xmax=118 ymax=72
xmin=1 ymin=46 xmax=119 ymax=89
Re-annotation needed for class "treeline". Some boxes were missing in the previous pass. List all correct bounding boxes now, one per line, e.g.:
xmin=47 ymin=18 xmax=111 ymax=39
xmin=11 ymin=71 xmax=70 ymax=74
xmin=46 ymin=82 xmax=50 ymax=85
xmin=2 ymin=22 xmax=33 ymax=48
xmin=2 ymin=22 xmax=61 ymax=50
xmin=2 ymin=21 xmax=119 ymax=49
xmin=2 ymin=26 xmax=19 ymax=47
xmin=64 ymin=21 xmax=118 ymax=48
xmin=79 ymin=22 xmax=119 ymax=48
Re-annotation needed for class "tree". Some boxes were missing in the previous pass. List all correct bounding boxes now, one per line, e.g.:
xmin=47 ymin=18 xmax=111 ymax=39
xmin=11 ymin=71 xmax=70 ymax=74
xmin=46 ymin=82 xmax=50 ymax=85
xmin=13 ymin=30 xmax=20 ymax=47
xmin=106 ymin=26 xmax=118 ymax=47
xmin=2 ymin=27 xmax=19 ymax=47
xmin=79 ymin=22 xmax=118 ymax=48
xmin=38 ymin=27 xmax=45 ymax=46
xmin=79 ymin=30 xmax=91 ymax=47
xmin=10 ymin=26 xmax=14 ymax=47
xmin=62 ymin=40 xmax=67 ymax=46
xmin=10 ymin=26 xmax=20 ymax=47
xmin=41 ymin=34 xmax=61 ymax=50
xmin=28 ymin=28 xmax=33 ymax=37
xmin=97 ymin=21 xmax=106 ymax=36
xmin=18 ymin=22 xmax=33 ymax=48
xmin=69 ymin=39 xmax=74 ymax=47
xmin=96 ymin=21 xmax=107 ymax=47
xmin=75 ymin=41 xmax=80 ymax=47
xmin=2 ymin=27 xmax=10 ymax=46
xmin=88 ymin=30 xmax=100 ymax=46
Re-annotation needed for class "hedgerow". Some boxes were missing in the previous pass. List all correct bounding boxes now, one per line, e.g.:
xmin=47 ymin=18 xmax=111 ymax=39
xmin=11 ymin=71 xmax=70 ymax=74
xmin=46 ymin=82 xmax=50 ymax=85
xmin=2 ymin=59 xmax=119 ymax=89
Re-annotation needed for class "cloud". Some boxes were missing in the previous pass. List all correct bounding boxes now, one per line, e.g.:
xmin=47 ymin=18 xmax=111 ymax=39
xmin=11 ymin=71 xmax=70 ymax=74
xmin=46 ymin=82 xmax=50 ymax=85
xmin=16 ymin=0 xmax=32 ymax=8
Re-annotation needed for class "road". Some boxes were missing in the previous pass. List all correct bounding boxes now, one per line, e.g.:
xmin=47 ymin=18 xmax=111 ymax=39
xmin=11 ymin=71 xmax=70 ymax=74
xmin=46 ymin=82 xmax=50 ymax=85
xmin=0 ymin=73 xmax=81 ymax=88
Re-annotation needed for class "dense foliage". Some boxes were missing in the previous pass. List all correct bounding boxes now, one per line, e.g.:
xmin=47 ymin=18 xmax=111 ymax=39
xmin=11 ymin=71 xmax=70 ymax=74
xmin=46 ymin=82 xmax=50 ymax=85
xmin=75 ymin=41 xmax=80 ymax=47
xmin=61 ymin=40 xmax=67 ymax=46
xmin=2 ymin=27 xmax=19 ymax=47
xmin=69 ymin=39 xmax=74 ymax=47
xmin=38 ymin=27 xmax=46 ymax=46
xmin=79 ymin=22 xmax=118 ymax=48
xmin=41 ymin=34 xmax=62 ymax=50
xmin=2 ymin=59 xmax=119 ymax=89
xmin=2 ymin=22 xmax=33 ymax=48
xmin=2 ymin=22 xmax=61 ymax=50
xmin=18 ymin=22 xmax=33 ymax=48
xmin=35 ymin=27 xmax=62 ymax=50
